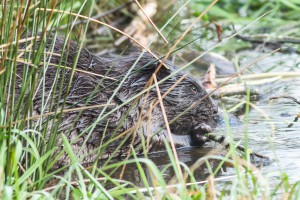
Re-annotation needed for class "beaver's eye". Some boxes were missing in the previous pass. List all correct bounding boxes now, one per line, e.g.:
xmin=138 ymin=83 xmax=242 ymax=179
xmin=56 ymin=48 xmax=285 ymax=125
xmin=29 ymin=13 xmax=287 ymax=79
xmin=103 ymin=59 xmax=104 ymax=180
xmin=191 ymin=86 xmax=197 ymax=94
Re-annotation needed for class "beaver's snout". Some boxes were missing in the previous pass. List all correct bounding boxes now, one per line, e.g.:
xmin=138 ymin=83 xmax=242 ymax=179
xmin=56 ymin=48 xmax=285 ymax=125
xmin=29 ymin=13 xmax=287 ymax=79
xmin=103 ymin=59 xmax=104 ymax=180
xmin=212 ymin=105 xmax=219 ymax=115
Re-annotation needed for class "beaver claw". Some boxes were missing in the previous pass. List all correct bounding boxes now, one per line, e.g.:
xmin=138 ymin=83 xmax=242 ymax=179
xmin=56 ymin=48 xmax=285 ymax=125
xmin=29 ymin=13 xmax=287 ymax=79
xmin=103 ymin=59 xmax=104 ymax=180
xmin=193 ymin=123 xmax=212 ymax=134
xmin=190 ymin=123 xmax=213 ymax=146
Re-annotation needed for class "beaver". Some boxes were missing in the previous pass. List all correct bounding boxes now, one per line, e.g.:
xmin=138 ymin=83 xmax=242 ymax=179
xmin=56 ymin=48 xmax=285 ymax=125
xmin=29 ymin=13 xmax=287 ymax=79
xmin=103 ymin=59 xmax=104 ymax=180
xmin=15 ymin=33 xmax=219 ymax=166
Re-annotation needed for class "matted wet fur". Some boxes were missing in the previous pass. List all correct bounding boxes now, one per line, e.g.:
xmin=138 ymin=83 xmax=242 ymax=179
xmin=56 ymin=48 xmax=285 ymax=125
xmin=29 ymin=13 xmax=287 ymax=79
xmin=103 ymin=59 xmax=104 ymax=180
xmin=15 ymin=33 xmax=218 ymax=167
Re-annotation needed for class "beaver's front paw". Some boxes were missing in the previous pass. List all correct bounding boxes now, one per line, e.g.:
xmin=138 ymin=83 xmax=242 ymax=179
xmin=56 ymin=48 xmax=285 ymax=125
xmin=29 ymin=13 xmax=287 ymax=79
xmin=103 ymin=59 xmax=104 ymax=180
xmin=190 ymin=123 xmax=212 ymax=146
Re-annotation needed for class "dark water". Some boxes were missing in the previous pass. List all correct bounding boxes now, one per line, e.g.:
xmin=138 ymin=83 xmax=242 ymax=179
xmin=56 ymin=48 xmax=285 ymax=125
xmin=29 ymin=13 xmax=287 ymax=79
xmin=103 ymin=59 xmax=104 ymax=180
xmin=114 ymin=147 xmax=225 ymax=186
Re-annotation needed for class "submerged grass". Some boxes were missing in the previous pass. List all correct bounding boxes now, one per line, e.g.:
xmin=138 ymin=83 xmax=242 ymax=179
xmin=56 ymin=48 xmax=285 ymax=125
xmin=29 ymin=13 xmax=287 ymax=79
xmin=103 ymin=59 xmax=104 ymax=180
xmin=1 ymin=0 xmax=300 ymax=199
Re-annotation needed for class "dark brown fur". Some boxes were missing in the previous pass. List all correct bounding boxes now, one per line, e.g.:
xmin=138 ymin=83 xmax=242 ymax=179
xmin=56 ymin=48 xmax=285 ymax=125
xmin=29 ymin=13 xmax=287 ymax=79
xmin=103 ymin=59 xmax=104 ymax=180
xmin=16 ymin=33 xmax=218 ymax=166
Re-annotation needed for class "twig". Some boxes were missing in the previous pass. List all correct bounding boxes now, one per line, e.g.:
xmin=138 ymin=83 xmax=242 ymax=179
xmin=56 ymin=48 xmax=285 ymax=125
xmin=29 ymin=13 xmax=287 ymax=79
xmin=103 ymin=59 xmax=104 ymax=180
xmin=211 ymin=85 xmax=260 ymax=99
xmin=237 ymin=34 xmax=300 ymax=44
xmin=215 ymin=72 xmax=300 ymax=83
xmin=153 ymin=74 xmax=183 ymax=180
xmin=204 ymin=133 xmax=270 ymax=160
xmin=288 ymin=114 xmax=300 ymax=128
xmin=134 ymin=0 xmax=168 ymax=44
xmin=270 ymin=95 xmax=300 ymax=128
xmin=207 ymin=175 xmax=217 ymax=200
xmin=270 ymin=95 xmax=300 ymax=105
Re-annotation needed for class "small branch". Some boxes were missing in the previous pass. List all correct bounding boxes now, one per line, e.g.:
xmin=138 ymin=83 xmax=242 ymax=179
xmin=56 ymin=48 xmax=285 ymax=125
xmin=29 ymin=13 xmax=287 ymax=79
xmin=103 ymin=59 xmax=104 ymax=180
xmin=205 ymin=133 xmax=270 ymax=160
xmin=211 ymin=85 xmax=260 ymax=99
xmin=270 ymin=95 xmax=300 ymax=128
xmin=134 ymin=0 xmax=168 ymax=44
xmin=215 ymin=72 xmax=300 ymax=83
xmin=288 ymin=113 xmax=300 ymax=128
xmin=237 ymin=34 xmax=300 ymax=44
xmin=270 ymin=95 xmax=300 ymax=105
xmin=153 ymin=74 xmax=183 ymax=180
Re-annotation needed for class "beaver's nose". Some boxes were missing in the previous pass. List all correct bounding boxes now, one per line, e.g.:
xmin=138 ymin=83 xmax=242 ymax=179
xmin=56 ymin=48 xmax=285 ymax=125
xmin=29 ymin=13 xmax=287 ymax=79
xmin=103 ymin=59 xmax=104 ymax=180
xmin=206 ymin=96 xmax=218 ymax=115
xmin=212 ymin=105 xmax=218 ymax=115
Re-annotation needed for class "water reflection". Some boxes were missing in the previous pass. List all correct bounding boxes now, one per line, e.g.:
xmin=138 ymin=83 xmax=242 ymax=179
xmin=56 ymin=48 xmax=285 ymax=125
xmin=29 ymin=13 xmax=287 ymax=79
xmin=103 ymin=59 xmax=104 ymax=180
xmin=103 ymin=146 xmax=227 ymax=187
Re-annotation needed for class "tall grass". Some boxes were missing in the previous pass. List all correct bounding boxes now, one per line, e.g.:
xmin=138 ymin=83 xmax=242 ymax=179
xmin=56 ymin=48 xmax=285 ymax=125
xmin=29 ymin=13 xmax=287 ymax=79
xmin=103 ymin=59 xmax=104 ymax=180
xmin=1 ymin=0 xmax=300 ymax=199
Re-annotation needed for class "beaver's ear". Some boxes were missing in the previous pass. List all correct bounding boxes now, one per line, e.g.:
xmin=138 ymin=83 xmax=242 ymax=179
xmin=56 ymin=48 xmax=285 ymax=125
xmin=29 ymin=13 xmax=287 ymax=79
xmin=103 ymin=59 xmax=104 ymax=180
xmin=138 ymin=55 xmax=171 ymax=77
xmin=154 ymin=61 xmax=171 ymax=78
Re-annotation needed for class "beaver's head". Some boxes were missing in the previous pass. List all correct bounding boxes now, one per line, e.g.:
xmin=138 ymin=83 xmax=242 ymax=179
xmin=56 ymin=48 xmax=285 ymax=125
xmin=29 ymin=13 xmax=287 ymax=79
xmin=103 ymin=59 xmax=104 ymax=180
xmin=113 ymin=52 xmax=218 ymax=146
xmin=118 ymin=53 xmax=219 ymax=148
xmin=154 ymin=61 xmax=219 ymax=146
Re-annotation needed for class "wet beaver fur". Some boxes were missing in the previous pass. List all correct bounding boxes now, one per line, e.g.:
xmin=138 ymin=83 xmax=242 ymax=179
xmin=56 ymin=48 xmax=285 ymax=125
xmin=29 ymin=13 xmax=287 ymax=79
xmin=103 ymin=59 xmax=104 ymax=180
xmin=16 ymin=34 xmax=219 ymax=166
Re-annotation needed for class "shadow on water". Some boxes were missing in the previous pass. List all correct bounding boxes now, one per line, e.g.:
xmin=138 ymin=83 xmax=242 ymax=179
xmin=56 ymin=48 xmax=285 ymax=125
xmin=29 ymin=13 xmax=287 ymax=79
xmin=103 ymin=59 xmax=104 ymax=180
xmin=101 ymin=146 xmax=228 ymax=188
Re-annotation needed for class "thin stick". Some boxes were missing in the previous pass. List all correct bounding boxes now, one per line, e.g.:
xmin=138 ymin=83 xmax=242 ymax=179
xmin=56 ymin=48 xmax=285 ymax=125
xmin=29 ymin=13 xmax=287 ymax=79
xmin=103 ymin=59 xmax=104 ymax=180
xmin=270 ymin=95 xmax=300 ymax=128
xmin=215 ymin=72 xmax=300 ymax=83
xmin=134 ymin=0 xmax=168 ymax=44
xmin=270 ymin=95 xmax=300 ymax=105
xmin=207 ymin=175 xmax=217 ymax=200
xmin=153 ymin=74 xmax=183 ymax=180
xmin=152 ymin=74 xmax=187 ymax=108
xmin=203 ymin=133 xmax=270 ymax=159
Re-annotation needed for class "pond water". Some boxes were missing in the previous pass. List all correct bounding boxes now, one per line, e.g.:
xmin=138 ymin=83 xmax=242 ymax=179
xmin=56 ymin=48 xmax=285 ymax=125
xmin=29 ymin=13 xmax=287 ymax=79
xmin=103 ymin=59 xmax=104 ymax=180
xmin=232 ymin=49 xmax=300 ymax=183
